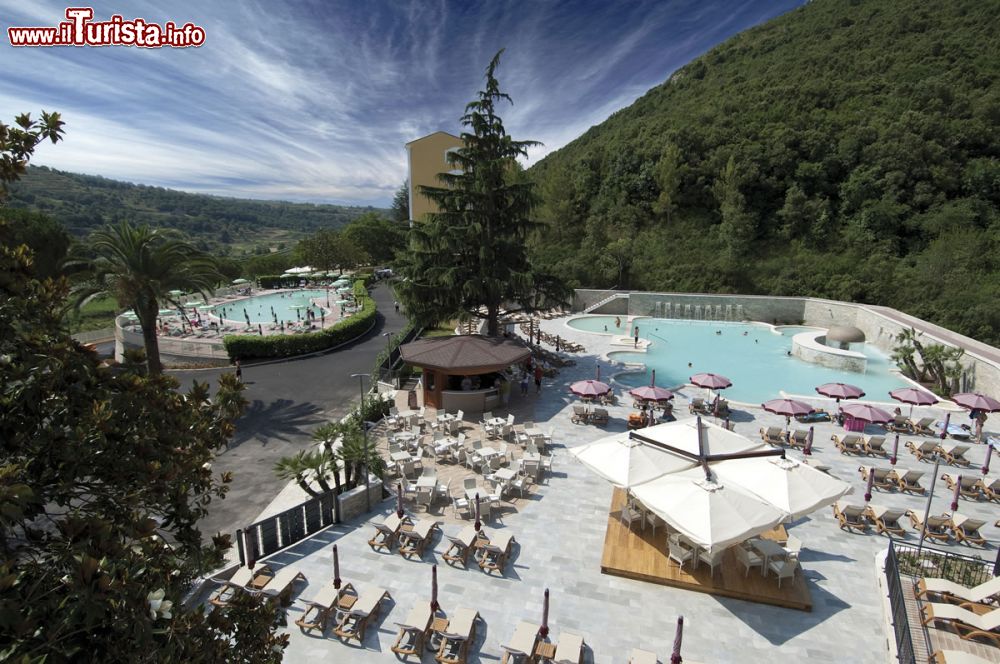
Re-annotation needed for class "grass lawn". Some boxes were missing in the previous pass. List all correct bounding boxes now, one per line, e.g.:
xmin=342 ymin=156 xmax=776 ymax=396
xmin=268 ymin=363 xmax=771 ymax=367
xmin=421 ymin=321 xmax=459 ymax=338
xmin=66 ymin=295 xmax=119 ymax=333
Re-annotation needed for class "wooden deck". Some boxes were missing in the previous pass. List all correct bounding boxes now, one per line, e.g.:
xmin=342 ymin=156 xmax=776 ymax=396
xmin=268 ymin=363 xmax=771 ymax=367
xmin=600 ymin=488 xmax=813 ymax=611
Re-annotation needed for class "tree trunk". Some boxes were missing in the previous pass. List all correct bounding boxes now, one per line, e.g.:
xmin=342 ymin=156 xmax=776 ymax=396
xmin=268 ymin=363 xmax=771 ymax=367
xmin=137 ymin=302 xmax=163 ymax=376
xmin=486 ymin=304 xmax=499 ymax=337
xmin=296 ymin=476 xmax=320 ymax=498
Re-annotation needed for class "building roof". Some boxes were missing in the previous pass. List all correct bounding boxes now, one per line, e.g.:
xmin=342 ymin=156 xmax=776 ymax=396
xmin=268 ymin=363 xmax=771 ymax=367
xmin=404 ymin=131 xmax=462 ymax=147
xmin=826 ymin=325 xmax=866 ymax=343
xmin=399 ymin=334 xmax=530 ymax=372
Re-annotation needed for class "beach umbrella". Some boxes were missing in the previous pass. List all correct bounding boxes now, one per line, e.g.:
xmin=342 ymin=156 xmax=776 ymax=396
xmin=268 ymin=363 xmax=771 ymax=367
xmin=570 ymin=433 xmax=693 ymax=489
xmin=168 ymin=289 xmax=184 ymax=296
xmin=396 ymin=482 xmax=404 ymax=518
xmin=840 ymin=402 xmax=893 ymax=424
xmin=232 ymin=278 xmax=249 ymax=285
xmin=803 ymin=426 xmax=814 ymax=456
xmin=951 ymin=474 xmax=962 ymax=512
xmin=474 ymin=493 xmax=481 ymax=532
xmin=890 ymin=434 xmax=900 ymax=466
xmin=629 ymin=370 xmax=674 ymax=403
xmin=335 ymin=299 xmax=351 ymax=306
xmin=289 ymin=304 xmax=308 ymax=310
xmin=431 ymin=564 xmax=439 ymax=612
xmin=889 ymin=387 xmax=939 ymax=418
xmin=631 ymin=467 xmax=786 ymax=552
xmin=332 ymin=544 xmax=341 ymax=589
xmin=714 ymin=456 xmax=852 ymax=520
xmin=570 ymin=379 xmax=611 ymax=399
xmin=761 ymin=398 xmax=814 ymax=433
xmin=982 ymin=443 xmax=994 ymax=476
xmin=670 ymin=616 xmax=684 ymax=664
xmin=816 ymin=383 xmax=865 ymax=402
xmin=539 ymin=588 xmax=550 ymax=638
xmin=952 ymin=393 xmax=1000 ymax=412
xmin=690 ymin=373 xmax=732 ymax=390
xmin=939 ymin=412 xmax=951 ymax=440
xmin=157 ymin=308 xmax=176 ymax=316
xmin=864 ymin=468 xmax=875 ymax=503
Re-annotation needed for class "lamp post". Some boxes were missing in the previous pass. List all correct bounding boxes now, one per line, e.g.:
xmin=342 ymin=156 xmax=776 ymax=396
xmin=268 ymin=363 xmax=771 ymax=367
xmin=382 ymin=332 xmax=393 ymax=383
xmin=350 ymin=372 xmax=372 ymax=511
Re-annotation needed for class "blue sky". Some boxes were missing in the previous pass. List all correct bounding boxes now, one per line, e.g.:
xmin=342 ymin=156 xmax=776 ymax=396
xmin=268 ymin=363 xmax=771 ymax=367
xmin=1 ymin=1 xmax=804 ymax=206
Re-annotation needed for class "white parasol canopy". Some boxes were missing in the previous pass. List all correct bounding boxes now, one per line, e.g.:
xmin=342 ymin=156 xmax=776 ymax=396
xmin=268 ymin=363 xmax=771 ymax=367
xmin=631 ymin=467 xmax=787 ymax=552
xmin=712 ymin=455 xmax=852 ymax=521
xmin=570 ymin=433 xmax=693 ymax=489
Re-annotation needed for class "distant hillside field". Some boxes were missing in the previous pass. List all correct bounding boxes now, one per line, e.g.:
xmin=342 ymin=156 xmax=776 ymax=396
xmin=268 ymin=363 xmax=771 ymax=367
xmin=6 ymin=166 xmax=386 ymax=254
xmin=529 ymin=0 xmax=1000 ymax=344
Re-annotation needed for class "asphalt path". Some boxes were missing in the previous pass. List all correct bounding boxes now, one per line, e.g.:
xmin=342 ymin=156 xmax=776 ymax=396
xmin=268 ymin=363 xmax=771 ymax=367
xmin=170 ymin=283 xmax=407 ymax=542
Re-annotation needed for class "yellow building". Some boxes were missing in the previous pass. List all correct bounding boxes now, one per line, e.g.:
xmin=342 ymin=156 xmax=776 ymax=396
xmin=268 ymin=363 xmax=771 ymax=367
xmin=405 ymin=131 xmax=464 ymax=226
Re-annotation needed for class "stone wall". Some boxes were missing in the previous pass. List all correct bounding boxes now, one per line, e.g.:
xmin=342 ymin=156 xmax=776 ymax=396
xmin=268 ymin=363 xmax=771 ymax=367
xmin=792 ymin=331 xmax=867 ymax=373
xmin=336 ymin=477 xmax=383 ymax=522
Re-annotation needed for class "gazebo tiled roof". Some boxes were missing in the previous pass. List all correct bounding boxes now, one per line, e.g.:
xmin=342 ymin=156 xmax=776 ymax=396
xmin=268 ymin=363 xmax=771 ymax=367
xmin=399 ymin=334 xmax=530 ymax=373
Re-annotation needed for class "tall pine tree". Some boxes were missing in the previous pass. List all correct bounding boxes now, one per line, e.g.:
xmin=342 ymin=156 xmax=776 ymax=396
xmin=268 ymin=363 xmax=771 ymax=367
xmin=397 ymin=50 xmax=568 ymax=336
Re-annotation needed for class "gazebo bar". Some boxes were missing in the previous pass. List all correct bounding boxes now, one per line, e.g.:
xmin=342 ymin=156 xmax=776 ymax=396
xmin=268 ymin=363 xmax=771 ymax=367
xmin=398 ymin=334 xmax=531 ymax=414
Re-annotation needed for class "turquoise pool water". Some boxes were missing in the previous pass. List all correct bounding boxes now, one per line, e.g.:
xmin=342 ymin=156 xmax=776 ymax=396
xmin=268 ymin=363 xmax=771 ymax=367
xmin=212 ymin=289 xmax=331 ymax=324
xmin=568 ymin=316 xmax=912 ymax=403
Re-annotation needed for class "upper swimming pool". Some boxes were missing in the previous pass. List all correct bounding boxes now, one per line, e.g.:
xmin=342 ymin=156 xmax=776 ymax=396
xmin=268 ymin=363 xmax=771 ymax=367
xmin=567 ymin=315 xmax=912 ymax=403
xmin=212 ymin=289 xmax=331 ymax=324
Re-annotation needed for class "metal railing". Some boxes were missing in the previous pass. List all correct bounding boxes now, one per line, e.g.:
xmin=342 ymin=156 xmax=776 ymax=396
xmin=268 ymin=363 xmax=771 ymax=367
xmin=885 ymin=540 xmax=917 ymax=664
xmin=893 ymin=539 xmax=996 ymax=588
xmin=236 ymin=488 xmax=340 ymax=565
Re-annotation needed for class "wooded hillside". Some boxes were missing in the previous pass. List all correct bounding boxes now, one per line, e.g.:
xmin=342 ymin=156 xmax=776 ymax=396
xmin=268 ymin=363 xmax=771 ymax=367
xmin=529 ymin=0 xmax=1000 ymax=344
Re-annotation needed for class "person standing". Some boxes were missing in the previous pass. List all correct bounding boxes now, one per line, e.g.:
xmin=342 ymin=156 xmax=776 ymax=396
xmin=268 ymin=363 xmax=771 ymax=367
xmin=234 ymin=359 xmax=242 ymax=383
xmin=534 ymin=364 xmax=543 ymax=394
xmin=634 ymin=326 xmax=640 ymax=348
xmin=520 ymin=373 xmax=530 ymax=396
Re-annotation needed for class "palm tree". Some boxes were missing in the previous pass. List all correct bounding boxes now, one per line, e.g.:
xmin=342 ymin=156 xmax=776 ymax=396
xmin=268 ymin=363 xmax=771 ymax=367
xmin=71 ymin=221 xmax=222 ymax=375
xmin=274 ymin=452 xmax=322 ymax=498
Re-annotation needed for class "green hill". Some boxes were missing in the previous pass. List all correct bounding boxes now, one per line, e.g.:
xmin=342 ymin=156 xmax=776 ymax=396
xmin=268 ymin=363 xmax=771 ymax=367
xmin=529 ymin=0 xmax=1000 ymax=344
xmin=5 ymin=166 xmax=385 ymax=255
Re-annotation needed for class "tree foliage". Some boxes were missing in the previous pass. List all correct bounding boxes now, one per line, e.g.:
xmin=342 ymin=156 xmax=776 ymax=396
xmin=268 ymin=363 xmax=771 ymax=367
xmin=528 ymin=0 xmax=1000 ymax=344
xmin=296 ymin=228 xmax=367 ymax=273
xmin=0 ymin=231 xmax=285 ymax=662
xmin=0 ymin=111 xmax=64 ymax=199
xmin=391 ymin=180 xmax=410 ymax=222
xmin=341 ymin=212 xmax=407 ymax=265
xmin=396 ymin=50 xmax=570 ymax=335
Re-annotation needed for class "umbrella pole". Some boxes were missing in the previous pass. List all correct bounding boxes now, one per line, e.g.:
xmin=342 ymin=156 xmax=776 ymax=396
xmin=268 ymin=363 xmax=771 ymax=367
xmin=916 ymin=458 xmax=941 ymax=559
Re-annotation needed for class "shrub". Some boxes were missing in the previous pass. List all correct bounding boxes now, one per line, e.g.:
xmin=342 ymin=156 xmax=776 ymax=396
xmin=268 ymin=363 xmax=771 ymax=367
xmin=256 ymin=274 xmax=301 ymax=289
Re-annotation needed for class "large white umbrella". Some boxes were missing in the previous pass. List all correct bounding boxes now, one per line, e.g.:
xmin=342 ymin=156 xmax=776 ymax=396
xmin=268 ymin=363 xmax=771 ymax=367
xmin=713 ymin=455 xmax=852 ymax=521
xmin=570 ymin=433 xmax=694 ymax=489
xmin=631 ymin=467 xmax=787 ymax=552
xmin=631 ymin=418 xmax=765 ymax=457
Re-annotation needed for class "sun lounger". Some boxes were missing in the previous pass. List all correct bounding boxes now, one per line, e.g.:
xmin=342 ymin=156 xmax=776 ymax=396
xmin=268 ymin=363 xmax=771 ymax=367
xmin=858 ymin=466 xmax=897 ymax=491
xmin=479 ymin=531 xmax=515 ymax=575
xmin=906 ymin=511 xmax=951 ymax=542
xmin=942 ymin=474 xmax=981 ymax=500
xmin=368 ymin=512 xmax=405 ymax=551
xmin=937 ymin=444 xmax=972 ymax=467
xmin=906 ymin=440 xmax=939 ymax=462
xmin=571 ymin=404 xmax=590 ymax=425
xmin=833 ymin=501 xmax=869 ymax=532
xmin=788 ymin=430 xmax=809 ymax=449
xmin=917 ymin=576 xmax=1000 ymax=607
xmin=208 ymin=564 xmax=273 ymax=607
xmin=760 ymin=427 xmax=787 ymax=446
xmin=391 ymin=602 xmax=433 ymax=656
xmin=295 ymin=582 xmax=356 ymax=632
xmin=950 ymin=513 xmax=988 ymax=547
xmin=864 ymin=436 xmax=888 ymax=457
xmin=977 ymin=477 xmax=1000 ymax=502
xmin=932 ymin=650 xmax=995 ymax=664
xmin=501 ymin=620 xmax=540 ymax=664
xmin=832 ymin=434 xmax=864 ymax=455
xmin=591 ymin=408 xmax=610 ymax=426
xmin=553 ymin=632 xmax=585 ymax=664
xmin=865 ymin=505 xmax=906 ymax=536
xmin=436 ymin=607 xmax=480 ymax=664
xmin=922 ymin=602 xmax=1000 ymax=647
xmin=897 ymin=470 xmax=926 ymax=494
xmin=887 ymin=415 xmax=912 ymax=433
xmin=399 ymin=518 xmax=440 ymax=559
xmin=333 ymin=586 xmax=392 ymax=642
xmin=912 ymin=417 xmax=937 ymax=436
xmin=254 ymin=565 xmax=307 ymax=606
xmin=688 ymin=398 xmax=709 ymax=415
xmin=629 ymin=649 xmax=658 ymax=664
xmin=796 ymin=409 xmax=831 ymax=423
xmin=443 ymin=525 xmax=480 ymax=567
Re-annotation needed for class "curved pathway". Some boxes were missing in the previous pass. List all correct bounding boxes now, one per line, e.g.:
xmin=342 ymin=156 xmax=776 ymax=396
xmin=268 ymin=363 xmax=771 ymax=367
xmin=171 ymin=283 xmax=408 ymax=541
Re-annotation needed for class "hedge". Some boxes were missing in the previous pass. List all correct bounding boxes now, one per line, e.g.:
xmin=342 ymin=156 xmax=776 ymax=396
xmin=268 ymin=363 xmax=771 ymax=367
xmin=223 ymin=280 xmax=374 ymax=360
xmin=256 ymin=274 xmax=302 ymax=289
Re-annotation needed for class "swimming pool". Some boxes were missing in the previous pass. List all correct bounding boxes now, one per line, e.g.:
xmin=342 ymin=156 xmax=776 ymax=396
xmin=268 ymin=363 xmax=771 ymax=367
xmin=212 ymin=289 xmax=331 ymax=324
xmin=568 ymin=315 xmax=913 ymax=403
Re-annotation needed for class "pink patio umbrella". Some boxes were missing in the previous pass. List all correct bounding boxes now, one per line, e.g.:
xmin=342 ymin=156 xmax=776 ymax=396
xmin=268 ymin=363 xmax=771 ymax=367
xmin=939 ymin=412 xmax=951 ymax=440
xmin=670 ymin=616 xmax=684 ymax=664
xmin=539 ymin=588 xmax=550 ymax=638
xmin=952 ymin=393 xmax=1000 ymax=412
xmin=762 ymin=398 xmax=815 ymax=433
xmin=890 ymin=434 xmax=900 ymax=466
xmin=864 ymin=469 xmax=875 ymax=503
xmin=889 ymin=387 xmax=939 ymax=418
xmin=570 ymin=379 xmax=611 ymax=400
xmin=431 ymin=564 xmax=439 ymax=612
xmin=474 ymin=493 xmax=481 ymax=532
xmin=332 ymin=544 xmax=341 ymax=589
xmin=816 ymin=382 xmax=865 ymax=403
xmin=951 ymin=474 xmax=962 ymax=512
xmin=396 ymin=482 xmax=405 ymax=518
xmin=803 ymin=426 xmax=814 ymax=456
xmin=982 ymin=443 xmax=994 ymax=476
xmin=840 ymin=402 xmax=893 ymax=424
xmin=629 ymin=370 xmax=674 ymax=403
xmin=690 ymin=373 xmax=733 ymax=391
